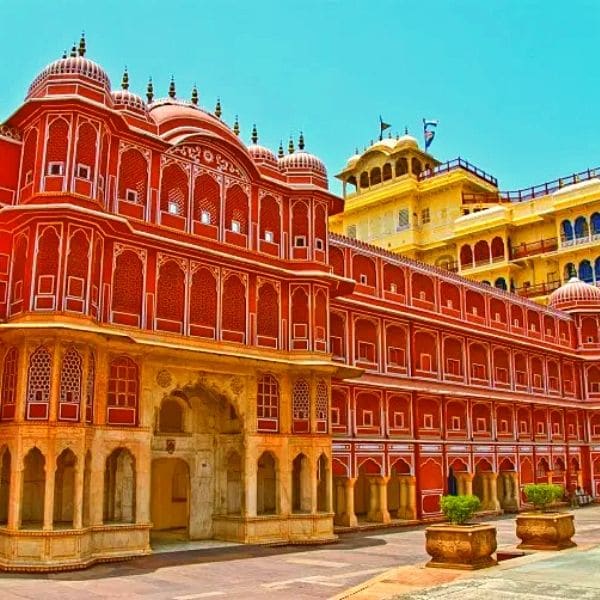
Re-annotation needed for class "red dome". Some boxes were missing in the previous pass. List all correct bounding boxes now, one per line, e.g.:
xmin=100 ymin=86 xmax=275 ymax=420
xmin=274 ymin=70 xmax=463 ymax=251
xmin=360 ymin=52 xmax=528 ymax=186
xmin=248 ymin=144 xmax=278 ymax=168
xmin=278 ymin=150 xmax=327 ymax=178
xmin=548 ymin=277 xmax=600 ymax=312
xmin=111 ymin=90 xmax=148 ymax=116
xmin=27 ymin=56 xmax=111 ymax=98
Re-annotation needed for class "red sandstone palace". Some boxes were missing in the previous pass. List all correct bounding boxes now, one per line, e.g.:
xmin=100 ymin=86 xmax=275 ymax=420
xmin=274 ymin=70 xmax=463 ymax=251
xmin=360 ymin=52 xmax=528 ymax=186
xmin=0 ymin=37 xmax=599 ymax=570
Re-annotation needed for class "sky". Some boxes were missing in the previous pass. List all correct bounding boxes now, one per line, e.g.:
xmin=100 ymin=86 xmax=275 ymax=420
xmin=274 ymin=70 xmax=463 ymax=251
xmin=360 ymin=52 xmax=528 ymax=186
xmin=1 ymin=0 xmax=599 ymax=195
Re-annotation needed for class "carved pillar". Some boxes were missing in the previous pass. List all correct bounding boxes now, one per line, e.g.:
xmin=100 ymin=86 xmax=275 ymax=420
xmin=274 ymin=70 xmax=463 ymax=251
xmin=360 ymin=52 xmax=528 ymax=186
xmin=14 ymin=341 xmax=29 ymax=423
xmin=7 ymin=462 xmax=23 ymax=529
xmin=463 ymin=472 xmax=474 ymax=496
xmin=546 ymin=470 xmax=554 ymax=485
xmin=406 ymin=476 xmax=417 ymax=520
xmin=488 ymin=473 xmax=501 ymax=511
xmin=576 ymin=469 xmax=583 ymax=488
xmin=367 ymin=477 xmax=379 ymax=521
xmin=95 ymin=347 xmax=108 ymax=426
xmin=378 ymin=476 xmax=391 ymax=523
xmin=43 ymin=460 xmax=56 ymax=531
xmin=334 ymin=478 xmax=345 ymax=523
xmin=244 ymin=445 xmax=257 ymax=517
xmin=340 ymin=477 xmax=357 ymax=527
xmin=89 ymin=448 xmax=104 ymax=526
xmin=73 ymin=460 xmax=85 ymax=529
xmin=48 ymin=341 xmax=63 ymax=423
xmin=136 ymin=445 xmax=151 ymax=524
xmin=399 ymin=477 xmax=408 ymax=519
xmin=367 ymin=477 xmax=390 ymax=523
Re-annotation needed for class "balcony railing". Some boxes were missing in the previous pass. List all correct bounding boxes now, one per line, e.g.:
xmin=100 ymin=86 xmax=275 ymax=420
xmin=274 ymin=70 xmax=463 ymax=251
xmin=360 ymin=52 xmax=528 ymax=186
xmin=561 ymin=233 xmax=600 ymax=247
xmin=510 ymin=237 xmax=559 ymax=259
xmin=462 ymin=165 xmax=600 ymax=205
xmin=438 ymin=260 xmax=459 ymax=273
xmin=419 ymin=157 xmax=498 ymax=187
xmin=514 ymin=280 xmax=562 ymax=298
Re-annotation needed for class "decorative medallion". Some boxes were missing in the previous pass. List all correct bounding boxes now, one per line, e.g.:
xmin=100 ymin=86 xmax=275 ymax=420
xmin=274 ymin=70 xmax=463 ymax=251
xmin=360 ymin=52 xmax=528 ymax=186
xmin=166 ymin=439 xmax=175 ymax=454
xmin=156 ymin=369 xmax=172 ymax=389
xmin=230 ymin=376 xmax=244 ymax=396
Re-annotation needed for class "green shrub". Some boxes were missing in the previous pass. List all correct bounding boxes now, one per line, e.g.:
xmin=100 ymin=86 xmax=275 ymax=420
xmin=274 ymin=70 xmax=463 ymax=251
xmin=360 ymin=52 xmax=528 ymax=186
xmin=523 ymin=484 xmax=564 ymax=512
xmin=440 ymin=494 xmax=481 ymax=525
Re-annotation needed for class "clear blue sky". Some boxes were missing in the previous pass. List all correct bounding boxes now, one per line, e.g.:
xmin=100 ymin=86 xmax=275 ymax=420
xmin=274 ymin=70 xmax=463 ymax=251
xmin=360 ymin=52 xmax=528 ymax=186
xmin=1 ymin=0 xmax=599 ymax=194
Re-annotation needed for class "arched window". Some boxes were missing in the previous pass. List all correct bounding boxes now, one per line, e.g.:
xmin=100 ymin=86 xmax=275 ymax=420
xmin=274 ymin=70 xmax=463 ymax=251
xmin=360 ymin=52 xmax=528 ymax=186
xmin=291 ymin=287 xmax=309 ymax=349
xmin=193 ymin=173 xmax=220 ymax=227
xmin=359 ymin=171 xmax=369 ymax=188
xmin=189 ymin=266 xmax=217 ymax=338
xmin=259 ymin=194 xmax=281 ymax=244
xmin=474 ymin=240 xmax=490 ymax=265
xmin=107 ymin=356 xmax=138 ymax=425
xmin=45 ymin=118 xmax=69 ymax=178
xmin=53 ymin=449 xmax=77 ymax=527
xmin=118 ymin=148 xmax=148 ymax=205
xmin=314 ymin=203 xmax=327 ymax=251
xmin=59 ymin=346 xmax=82 ymax=421
xmin=74 ymin=122 xmax=97 ymax=182
xmin=316 ymin=379 xmax=328 ymax=432
xmin=221 ymin=274 xmax=246 ymax=343
xmin=561 ymin=220 xmax=573 ymax=242
xmin=291 ymin=201 xmax=309 ymax=246
xmin=65 ymin=229 xmax=90 ymax=312
xmin=292 ymin=378 xmax=310 ymax=433
xmin=225 ymin=184 xmax=249 ymax=235
xmin=257 ymin=374 xmax=279 ymax=432
xmin=495 ymin=277 xmax=507 ymax=290
xmin=256 ymin=282 xmax=279 ymax=345
xmin=370 ymin=167 xmax=382 ymax=185
xmin=103 ymin=448 xmax=136 ymax=523
xmin=411 ymin=158 xmax=422 ymax=175
xmin=575 ymin=216 xmax=589 ymax=240
xmin=159 ymin=399 xmax=184 ymax=433
xmin=0 ymin=347 xmax=18 ymax=421
xmin=20 ymin=128 xmax=37 ymax=190
xmin=592 ymin=213 xmax=600 ymax=236
xmin=395 ymin=158 xmax=408 ymax=176
xmin=491 ymin=236 xmax=504 ymax=260
xmin=382 ymin=163 xmax=392 ymax=181
xmin=111 ymin=248 xmax=144 ymax=326
xmin=22 ymin=448 xmax=45 ymax=527
xmin=564 ymin=262 xmax=576 ymax=281
xmin=160 ymin=163 xmax=188 ymax=216
xmin=26 ymin=346 xmax=51 ymax=420
xmin=34 ymin=226 xmax=60 ymax=309
xmin=156 ymin=259 xmax=185 ymax=332
xmin=579 ymin=259 xmax=594 ymax=283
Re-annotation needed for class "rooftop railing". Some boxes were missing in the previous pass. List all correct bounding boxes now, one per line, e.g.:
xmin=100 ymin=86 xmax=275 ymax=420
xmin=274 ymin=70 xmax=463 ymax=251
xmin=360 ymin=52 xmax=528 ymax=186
xmin=462 ymin=166 xmax=600 ymax=205
xmin=419 ymin=157 xmax=498 ymax=187
xmin=514 ymin=280 xmax=562 ymax=298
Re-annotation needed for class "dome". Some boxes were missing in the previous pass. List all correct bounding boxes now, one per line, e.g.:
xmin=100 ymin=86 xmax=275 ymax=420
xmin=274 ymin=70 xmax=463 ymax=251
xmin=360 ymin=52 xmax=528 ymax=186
xmin=27 ymin=55 xmax=111 ymax=98
xmin=346 ymin=150 xmax=361 ymax=167
xmin=395 ymin=134 xmax=419 ymax=149
xmin=248 ymin=144 xmax=278 ymax=168
xmin=548 ymin=276 xmax=600 ymax=312
xmin=279 ymin=150 xmax=327 ymax=177
xmin=111 ymin=89 xmax=148 ymax=116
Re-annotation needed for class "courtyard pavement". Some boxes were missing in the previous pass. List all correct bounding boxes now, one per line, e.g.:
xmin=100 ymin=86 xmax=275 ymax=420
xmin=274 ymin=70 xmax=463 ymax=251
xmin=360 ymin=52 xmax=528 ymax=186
xmin=0 ymin=507 xmax=599 ymax=599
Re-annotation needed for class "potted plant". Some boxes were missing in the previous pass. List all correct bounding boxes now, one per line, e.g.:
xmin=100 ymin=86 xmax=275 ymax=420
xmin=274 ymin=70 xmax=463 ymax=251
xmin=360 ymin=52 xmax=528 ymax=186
xmin=516 ymin=483 xmax=576 ymax=550
xmin=425 ymin=494 xmax=497 ymax=570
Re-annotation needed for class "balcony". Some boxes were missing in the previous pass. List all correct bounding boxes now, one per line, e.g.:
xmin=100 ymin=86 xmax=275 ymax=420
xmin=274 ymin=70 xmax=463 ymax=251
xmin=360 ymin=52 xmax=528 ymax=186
xmin=419 ymin=157 xmax=498 ymax=187
xmin=514 ymin=280 xmax=561 ymax=298
xmin=510 ymin=237 xmax=558 ymax=259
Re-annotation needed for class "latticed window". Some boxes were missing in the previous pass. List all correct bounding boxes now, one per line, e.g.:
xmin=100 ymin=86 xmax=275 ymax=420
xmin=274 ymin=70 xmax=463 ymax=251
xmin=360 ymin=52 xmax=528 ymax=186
xmin=60 ymin=346 xmax=82 ymax=404
xmin=293 ymin=379 xmax=310 ymax=421
xmin=26 ymin=346 xmax=52 ymax=420
xmin=107 ymin=356 xmax=138 ymax=426
xmin=86 ymin=352 xmax=95 ymax=423
xmin=1 ymin=347 xmax=18 ymax=420
xmin=257 ymin=374 xmax=279 ymax=432
xmin=316 ymin=380 xmax=328 ymax=422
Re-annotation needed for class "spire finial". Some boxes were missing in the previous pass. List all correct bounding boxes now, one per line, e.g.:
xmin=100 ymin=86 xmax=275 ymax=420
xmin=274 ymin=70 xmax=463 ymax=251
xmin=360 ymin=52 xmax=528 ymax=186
xmin=278 ymin=140 xmax=284 ymax=158
xmin=70 ymin=43 xmax=77 ymax=58
xmin=288 ymin=136 xmax=295 ymax=154
xmin=233 ymin=115 xmax=240 ymax=136
xmin=404 ymin=126 xmax=408 ymax=135
xmin=355 ymin=147 xmax=359 ymax=155
xmin=191 ymin=84 xmax=199 ymax=105
xmin=388 ymin=131 xmax=392 ymax=138
xmin=121 ymin=67 xmax=129 ymax=90
xmin=78 ymin=32 xmax=86 ymax=57
xmin=62 ymin=49 xmax=67 ymax=59
xmin=215 ymin=97 xmax=222 ymax=118
xmin=168 ymin=76 xmax=176 ymax=99
xmin=146 ymin=76 xmax=154 ymax=103
xmin=251 ymin=123 xmax=258 ymax=145
xmin=298 ymin=131 xmax=305 ymax=151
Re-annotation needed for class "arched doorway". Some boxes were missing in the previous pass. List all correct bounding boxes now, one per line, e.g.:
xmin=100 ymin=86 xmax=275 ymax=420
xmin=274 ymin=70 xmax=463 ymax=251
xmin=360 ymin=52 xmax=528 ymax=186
xmin=151 ymin=458 xmax=190 ymax=537
xmin=53 ymin=448 xmax=77 ymax=528
xmin=21 ymin=448 xmax=45 ymax=528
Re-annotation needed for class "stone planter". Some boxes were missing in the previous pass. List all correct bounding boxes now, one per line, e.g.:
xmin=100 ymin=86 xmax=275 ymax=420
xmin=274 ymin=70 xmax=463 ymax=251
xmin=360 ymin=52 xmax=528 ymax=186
xmin=425 ymin=523 xmax=497 ymax=570
xmin=516 ymin=512 xmax=576 ymax=550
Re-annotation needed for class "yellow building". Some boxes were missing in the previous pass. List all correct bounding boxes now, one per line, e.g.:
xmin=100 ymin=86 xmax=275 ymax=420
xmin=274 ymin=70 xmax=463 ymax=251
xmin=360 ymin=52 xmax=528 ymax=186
xmin=331 ymin=134 xmax=600 ymax=302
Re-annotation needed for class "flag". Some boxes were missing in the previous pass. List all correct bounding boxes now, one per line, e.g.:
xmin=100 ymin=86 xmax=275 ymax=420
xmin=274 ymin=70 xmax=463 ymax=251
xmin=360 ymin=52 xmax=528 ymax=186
xmin=423 ymin=118 xmax=438 ymax=150
xmin=379 ymin=116 xmax=391 ymax=140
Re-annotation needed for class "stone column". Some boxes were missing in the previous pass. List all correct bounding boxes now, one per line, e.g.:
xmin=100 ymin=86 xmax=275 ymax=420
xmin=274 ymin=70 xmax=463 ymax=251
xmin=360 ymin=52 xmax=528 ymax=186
xmin=406 ymin=476 xmax=417 ymax=520
xmin=546 ymin=470 xmax=554 ymax=485
xmin=367 ymin=477 xmax=390 ymax=523
xmin=43 ymin=461 xmax=56 ymax=530
xmin=7 ymin=462 xmax=23 ymax=529
xmin=73 ymin=460 xmax=85 ymax=529
xmin=399 ymin=477 xmax=408 ymax=519
xmin=576 ymin=470 xmax=583 ymax=488
xmin=511 ymin=473 xmax=520 ymax=508
xmin=334 ymin=478 xmax=345 ymax=523
xmin=14 ymin=342 xmax=29 ymax=423
xmin=95 ymin=347 xmax=108 ymax=426
xmin=377 ymin=477 xmax=391 ymax=523
xmin=136 ymin=445 xmax=151 ymax=524
xmin=89 ymin=448 xmax=104 ymax=526
xmin=488 ymin=473 xmax=501 ymax=511
xmin=340 ymin=478 xmax=357 ymax=527
xmin=367 ymin=477 xmax=379 ymax=521
xmin=243 ymin=446 xmax=257 ymax=518
xmin=463 ymin=473 xmax=474 ymax=496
